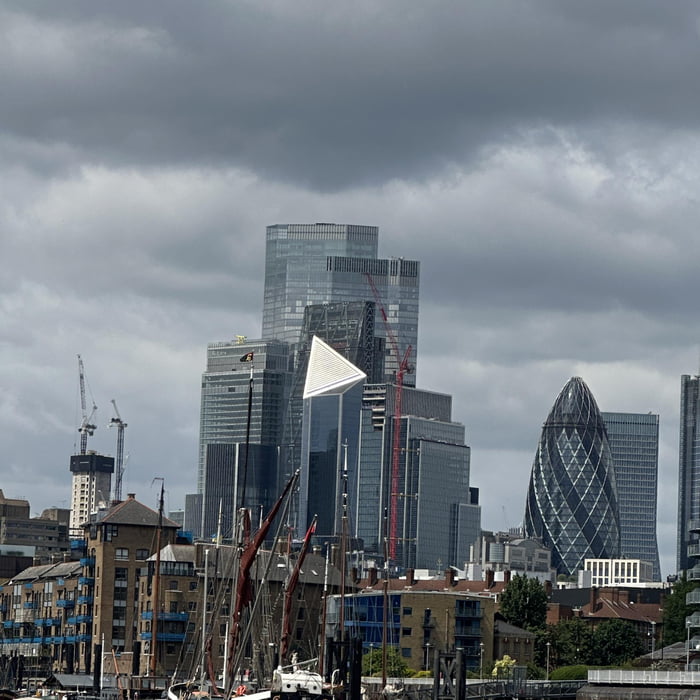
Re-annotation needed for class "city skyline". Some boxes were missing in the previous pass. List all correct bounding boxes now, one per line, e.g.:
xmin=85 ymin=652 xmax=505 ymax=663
xmin=2 ymin=2 xmax=697 ymax=579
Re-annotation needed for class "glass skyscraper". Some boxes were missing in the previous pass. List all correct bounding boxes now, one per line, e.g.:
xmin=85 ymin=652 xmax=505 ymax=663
xmin=524 ymin=377 xmax=621 ymax=576
xmin=192 ymin=338 xmax=291 ymax=538
xmin=678 ymin=374 xmax=700 ymax=575
xmin=356 ymin=384 xmax=476 ymax=570
xmin=602 ymin=411 xmax=661 ymax=581
xmin=262 ymin=223 xmax=420 ymax=386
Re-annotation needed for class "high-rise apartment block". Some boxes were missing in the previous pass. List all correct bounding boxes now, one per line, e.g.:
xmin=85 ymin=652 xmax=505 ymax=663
xmin=524 ymin=377 xmax=621 ymax=576
xmin=69 ymin=452 xmax=114 ymax=537
xmin=602 ymin=411 xmax=661 ymax=581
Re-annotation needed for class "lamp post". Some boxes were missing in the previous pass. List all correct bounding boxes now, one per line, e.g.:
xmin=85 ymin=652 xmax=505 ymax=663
xmin=479 ymin=642 xmax=484 ymax=680
xmin=424 ymin=643 xmax=431 ymax=672
xmin=687 ymin=620 xmax=692 ymax=672
xmin=546 ymin=641 xmax=551 ymax=681
xmin=651 ymin=621 xmax=656 ymax=660
xmin=369 ymin=644 xmax=374 ymax=677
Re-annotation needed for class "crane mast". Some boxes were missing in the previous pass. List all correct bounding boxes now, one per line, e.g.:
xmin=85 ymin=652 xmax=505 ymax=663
xmin=109 ymin=399 xmax=127 ymax=503
xmin=77 ymin=354 xmax=97 ymax=455
xmin=365 ymin=273 xmax=413 ymax=564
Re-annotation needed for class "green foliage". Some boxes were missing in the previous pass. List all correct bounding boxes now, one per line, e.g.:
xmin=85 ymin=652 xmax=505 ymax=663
xmin=362 ymin=646 xmax=410 ymax=677
xmin=498 ymin=574 xmax=548 ymax=631
xmin=663 ymin=574 xmax=699 ymax=645
xmin=550 ymin=664 xmax=589 ymax=680
xmin=590 ymin=619 xmax=645 ymax=666
xmin=546 ymin=619 xmax=594 ymax=667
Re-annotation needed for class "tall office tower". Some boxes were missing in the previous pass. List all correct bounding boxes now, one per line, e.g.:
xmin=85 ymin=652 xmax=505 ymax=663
xmin=524 ymin=377 xmax=620 ymax=576
xmin=678 ymin=374 xmax=700 ymax=575
xmin=192 ymin=338 xmax=291 ymax=539
xmin=262 ymin=223 xmax=420 ymax=386
xmin=602 ymin=412 xmax=661 ymax=581
xmin=68 ymin=452 xmax=114 ymax=536
xmin=299 ymin=336 xmax=366 ymax=536
xmin=356 ymin=384 xmax=476 ymax=570
xmin=280 ymin=301 xmax=385 ymax=492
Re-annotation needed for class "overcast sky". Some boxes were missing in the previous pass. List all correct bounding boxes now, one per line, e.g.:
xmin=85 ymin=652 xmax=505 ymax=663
xmin=2 ymin=1 xmax=698 ymax=578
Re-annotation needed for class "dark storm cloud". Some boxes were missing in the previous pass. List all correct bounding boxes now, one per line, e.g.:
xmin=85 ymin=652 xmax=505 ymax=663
xmin=3 ymin=1 xmax=700 ymax=189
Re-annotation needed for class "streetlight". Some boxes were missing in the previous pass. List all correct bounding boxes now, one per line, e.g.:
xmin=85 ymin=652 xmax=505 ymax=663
xmin=479 ymin=642 xmax=484 ymax=680
xmin=369 ymin=643 xmax=374 ymax=677
xmin=687 ymin=620 xmax=692 ymax=672
xmin=545 ymin=642 xmax=551 ymax=681
xmin=651 ymin=621 xmax=656 ymax=660
xmin=424 ymin=642 xmax=432 ymax=672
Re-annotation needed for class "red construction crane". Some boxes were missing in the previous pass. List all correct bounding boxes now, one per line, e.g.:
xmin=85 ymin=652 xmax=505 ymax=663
xmin=365 ymin=272 xmax=412 ymax=563
xmin=77 ymin=354 xmax=97 ymax=455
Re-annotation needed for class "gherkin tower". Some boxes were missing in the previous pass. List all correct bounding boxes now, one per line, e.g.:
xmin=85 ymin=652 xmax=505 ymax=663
xmin=524 ymin=377 xmax=620 ymax=576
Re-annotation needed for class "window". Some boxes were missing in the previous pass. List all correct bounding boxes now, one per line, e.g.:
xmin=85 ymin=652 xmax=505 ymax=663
xmin=104 ymin=524 xmax=118 ymax=541
xmin=403 ymin=607 xmax=413 ymax=616
xmin=189 ymin=581 xmax=198 ymax=591
xmin=188 ymin=601 xmax=197 ymax=612
xmin=136 ymin=549 xmax=150 ymax=561
xmin=401 ymin=648 xmax=412 ymax=658
xmin=115 ymin=548 xmax=129 ymax=560
xmin=402 ymin=628 xmax=412 ymax=637
xmin=168 ymin=580 xmax=178 ymax=590
xmin=170 ymin=602 xmax=178 ymax=613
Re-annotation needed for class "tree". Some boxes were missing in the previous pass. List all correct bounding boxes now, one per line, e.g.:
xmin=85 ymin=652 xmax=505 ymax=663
xmin=498 ymin=574 xmax=547 ymax=631
xmin=362 ymin=647 xmax=410 ymax=678
xmin=492 ymin=654 xmax=516 ymax=678
xmin=663 ymin=574 xmax=699 ymax=645
xmin=546 ymin=619 xmax=594 ymax=668
xmin=590 ymin=619 xmax=644 ymax=666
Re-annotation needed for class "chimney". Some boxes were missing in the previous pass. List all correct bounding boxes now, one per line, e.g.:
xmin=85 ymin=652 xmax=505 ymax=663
xmin=589 ymin=586 xmax=598 ymax=611
xmin=545 ymin=580 xmax=552 ymax=597
xmin=503 ymin=570 xmax=511 ymax=585
xmin=127 ymin=493 xmax=136 ymax=500
xmin=367 ymin=567 xmax=378 ymax=587
xmin=63 ymin=552 xmax=71 ymax=563
xmin=445 ymin=569 xmax=455 ymax=587
xmin=406 ymin=568 xmax=415 ymax=586
xmin=485 ymin=569 xmax=494 ymax=588
xmin=351 ymin=566 xmax=359 ymax=584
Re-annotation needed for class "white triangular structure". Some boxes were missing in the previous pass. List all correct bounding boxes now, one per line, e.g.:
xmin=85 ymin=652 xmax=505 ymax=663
xmin=303 ymin=336 xmax=366 ymax=398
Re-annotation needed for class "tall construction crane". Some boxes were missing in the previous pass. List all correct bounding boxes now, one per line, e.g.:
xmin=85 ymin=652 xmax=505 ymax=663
xmin=77 ymin=354 xmax=97 ymax=455
xmin=365 ymin=272 xmax=413 ymax=563
xmin=109 ymin=399 xmax=127 ymax=503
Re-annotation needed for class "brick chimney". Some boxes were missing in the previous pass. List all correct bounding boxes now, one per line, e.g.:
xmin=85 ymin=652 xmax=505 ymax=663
xmin=445 ymin=569 xmax=455 ymax=587
xmin=406 ymin=568 xmax=416 ymax=585
xmin=503 ymin=570 xmax=511 ymax=585
xmin=485 ymin=569 xmax=494 ymax=588
xmin=367 ymin=567 xmax=378 ymax=587
xmin=589 ymin=586 xmax=598 ymax=611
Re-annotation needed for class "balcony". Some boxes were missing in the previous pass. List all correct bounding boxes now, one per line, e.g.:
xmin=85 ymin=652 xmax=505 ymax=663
xmin=76 ymin=615 xmax=92 ymax=624
xmin=56 ymin=600 xmax=75 ymax=609
xmin=77 ymin=596 xmax=93 ymax=605
xmin=141 ymin=611 xmax=189 ymax=622
xmin=3 ymin=621 xmax=12 ymax=629
xmin=689 ymin=520 xmax=700 ymax=534
xmin=22 ymin=602 xmax=36 ymax=610
xmin=76 ymin=634 xmax=92 ymax=643
xmin=140 ymin=632 xmax=186 ymax=643
xmin=687 ymin=568 xmax=700 ymax=582
xmin=688 ymin=543 xmax=700 ymax=558
xmin=79 ymin=557 xmax=95 ymax=567
xmin=78 ymin=577 xmax=94 ymax=587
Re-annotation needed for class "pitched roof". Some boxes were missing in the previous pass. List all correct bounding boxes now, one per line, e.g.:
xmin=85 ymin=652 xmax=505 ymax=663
xmin=99 ymin=494 xmax=180 ymax=529
xmin=10 ymin=561 xmax=81 ymax=583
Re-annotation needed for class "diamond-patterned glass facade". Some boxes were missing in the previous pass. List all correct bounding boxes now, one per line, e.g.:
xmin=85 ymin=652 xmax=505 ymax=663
xmin=524 ymin=377 xmax=621 ymax=576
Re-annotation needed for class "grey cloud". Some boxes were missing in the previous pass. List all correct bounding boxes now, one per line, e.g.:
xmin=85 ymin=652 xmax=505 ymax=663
xmin=3 ymin=2 xmax=700 ymax=189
